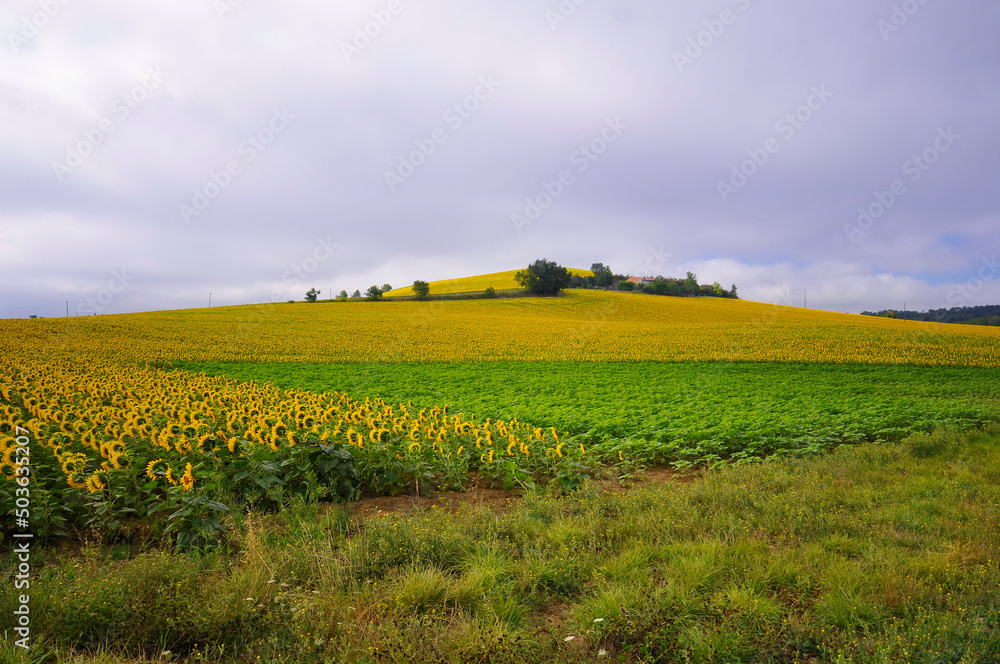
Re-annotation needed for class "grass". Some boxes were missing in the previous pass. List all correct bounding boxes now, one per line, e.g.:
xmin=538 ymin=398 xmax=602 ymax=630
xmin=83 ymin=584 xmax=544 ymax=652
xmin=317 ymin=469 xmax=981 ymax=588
xmin=4 ymin=425 xmax=999 ymax=663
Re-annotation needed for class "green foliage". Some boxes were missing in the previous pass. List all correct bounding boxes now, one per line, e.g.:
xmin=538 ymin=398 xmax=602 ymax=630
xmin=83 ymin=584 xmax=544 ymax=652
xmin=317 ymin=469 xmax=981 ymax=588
xmin=366 ymin=285 xmax=383 ymax=301
xmin=482 ymin=286 xmax=496 ymax=299
xmin=514 ymin=259 xmax=571 ymax=296
xmin=590 ymin=262 xmax=613 ymax=287
xmin=0 ymin=432 xmax=359 ymax=549
xmin=338 ymin=290 xmax=348 ymax=300
xmin=183 ymin=361 xmax=1000 ymax=470
xmin=304 ymin=288 xmax=320 ymax=303
xmin=412 ymin=280 xmax=430 ymax=298
xmin=351 ymin=289 xmax=361 ymax=299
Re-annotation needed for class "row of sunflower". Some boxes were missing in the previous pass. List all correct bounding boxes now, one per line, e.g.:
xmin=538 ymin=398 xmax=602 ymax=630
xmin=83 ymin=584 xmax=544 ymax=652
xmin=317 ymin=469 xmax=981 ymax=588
xmin=0 ymin=356 xmax=586 ymax=543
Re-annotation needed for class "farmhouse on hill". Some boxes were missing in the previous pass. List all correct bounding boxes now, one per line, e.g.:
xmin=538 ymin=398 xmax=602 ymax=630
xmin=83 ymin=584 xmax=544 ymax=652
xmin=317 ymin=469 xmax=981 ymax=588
xmin=625 ymin=276 xmax=656 ymax=286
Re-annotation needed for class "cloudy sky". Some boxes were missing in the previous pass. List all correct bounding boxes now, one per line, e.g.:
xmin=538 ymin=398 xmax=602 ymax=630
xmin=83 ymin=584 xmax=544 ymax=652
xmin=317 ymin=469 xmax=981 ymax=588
xmin=2 ymin=0 xmax=998 ymax=318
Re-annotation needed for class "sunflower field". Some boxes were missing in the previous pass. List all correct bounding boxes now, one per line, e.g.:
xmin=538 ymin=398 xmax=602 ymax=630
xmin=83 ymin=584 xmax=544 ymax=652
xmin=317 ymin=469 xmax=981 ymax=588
xmin=0 ymin=356 xmax=585 ymax=546
xmin=2 ymin=287 xmax=999 ymax=547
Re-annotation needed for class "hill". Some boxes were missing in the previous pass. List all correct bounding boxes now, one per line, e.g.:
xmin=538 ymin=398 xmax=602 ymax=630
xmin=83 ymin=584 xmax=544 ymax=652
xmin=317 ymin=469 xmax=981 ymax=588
xmin=4 ymin=276 xmax=1000 ymax=664
xmin=5 ymin=289 xmax=1000 ymax=366
xmin=383 ymin=268 xmax=594 ymax=297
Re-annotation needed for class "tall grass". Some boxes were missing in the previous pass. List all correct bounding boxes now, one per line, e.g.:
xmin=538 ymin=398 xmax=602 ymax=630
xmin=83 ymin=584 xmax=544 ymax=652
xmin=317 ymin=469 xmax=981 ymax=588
xmin=3 ymin=426 xmax=999 ymax=663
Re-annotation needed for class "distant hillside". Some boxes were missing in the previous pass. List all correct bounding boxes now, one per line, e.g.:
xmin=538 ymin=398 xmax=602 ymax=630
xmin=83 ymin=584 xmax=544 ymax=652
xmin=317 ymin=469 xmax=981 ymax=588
xmin=384 ymin=268 xmax=594 ymax=298
xmin=862 ymin=304 xmax=1000 ymax=326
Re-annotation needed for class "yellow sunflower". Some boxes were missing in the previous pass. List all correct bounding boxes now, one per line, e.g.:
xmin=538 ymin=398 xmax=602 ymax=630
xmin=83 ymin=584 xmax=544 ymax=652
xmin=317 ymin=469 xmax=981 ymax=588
xmin=180 ymin=463 xmax=195 ymax=492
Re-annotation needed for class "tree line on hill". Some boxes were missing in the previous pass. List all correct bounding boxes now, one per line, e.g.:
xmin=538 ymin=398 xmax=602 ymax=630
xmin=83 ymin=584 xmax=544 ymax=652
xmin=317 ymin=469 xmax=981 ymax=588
xmin=303 ymin=259 xmax=738 ymax=302
xmin=861 ymin=304 xmax=1000 ymax=327
xmin=516 ymin=260 xmax=738 ymax=299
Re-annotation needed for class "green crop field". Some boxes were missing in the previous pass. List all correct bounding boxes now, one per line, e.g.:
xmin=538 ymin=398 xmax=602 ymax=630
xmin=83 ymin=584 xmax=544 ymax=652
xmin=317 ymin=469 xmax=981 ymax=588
xmin=177 ymin=361 xmax=1000 ymax=467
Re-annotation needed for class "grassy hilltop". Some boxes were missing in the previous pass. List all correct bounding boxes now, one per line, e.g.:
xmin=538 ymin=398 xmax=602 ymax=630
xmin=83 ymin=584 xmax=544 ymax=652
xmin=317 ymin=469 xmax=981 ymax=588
xmin=383 ymin=268 xmax=595 ymax=298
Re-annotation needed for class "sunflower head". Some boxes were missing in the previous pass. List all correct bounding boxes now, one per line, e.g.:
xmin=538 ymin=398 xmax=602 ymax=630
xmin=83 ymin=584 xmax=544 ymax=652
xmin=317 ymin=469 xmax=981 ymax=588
xmin=180 ymin=463 xmax=195 ymax=492
xmin=145 ymin=458 xmax=165 ymax=480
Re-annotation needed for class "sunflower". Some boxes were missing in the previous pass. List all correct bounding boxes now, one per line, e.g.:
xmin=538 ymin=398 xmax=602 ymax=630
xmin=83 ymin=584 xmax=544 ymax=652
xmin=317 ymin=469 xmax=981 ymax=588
xmin=165 ymin=465 xmax=178 ymax=485
xmin=61 ymin=455 xmax=86 ymax=477
xmin=85 ymin=474 xmax=106 ymax=493
xmin=146 ymin=458 xmax=164 ymax=480
xmin=180 ymin=463 xmax=195 ymax=492
xmin=347 ymin=429 xmax=364 ymax=447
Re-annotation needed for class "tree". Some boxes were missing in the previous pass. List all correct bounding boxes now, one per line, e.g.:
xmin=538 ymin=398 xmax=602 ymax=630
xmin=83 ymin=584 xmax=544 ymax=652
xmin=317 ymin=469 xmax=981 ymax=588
xmin=351 ymin=289 xmax=361 ymax=299
xmin=683 ymin=271 xmax=698 ymax=294
xmin=381 ymin=283 xmax=393 ymax=294
xmin=412 ymin=280 xmax=430 ymax=298
xmin=515 ymin=259 xmax=572 ymax=296
xmin=305 ymin=288 xmax=320 ymax=303
xmin=590 ymin=262 xmax=613 ymax=288
xmin=338 ymin=290 xmax=348 ymax=300
xmin=366 ymin=285 xmax=383 ymax=301
xmin=483 ymin=286 xmax=496 ymax=299
xmin=618 ymin=280 xmax=635 ymax=291
xmin=730 ymin=284 xmax=738 ymax=299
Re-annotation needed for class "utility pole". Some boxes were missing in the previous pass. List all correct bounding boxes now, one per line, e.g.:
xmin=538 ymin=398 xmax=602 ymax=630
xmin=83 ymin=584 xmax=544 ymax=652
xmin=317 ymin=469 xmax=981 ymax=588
xmin=209 ymin=292 xmax=212 ymax=308
xmin=804 ymin=289 xmax=807 ymax=309
xmin=903 ymin=302 xmax=906 ymax=321
xmin=66 ymin=301 xmax=69 ymax=317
